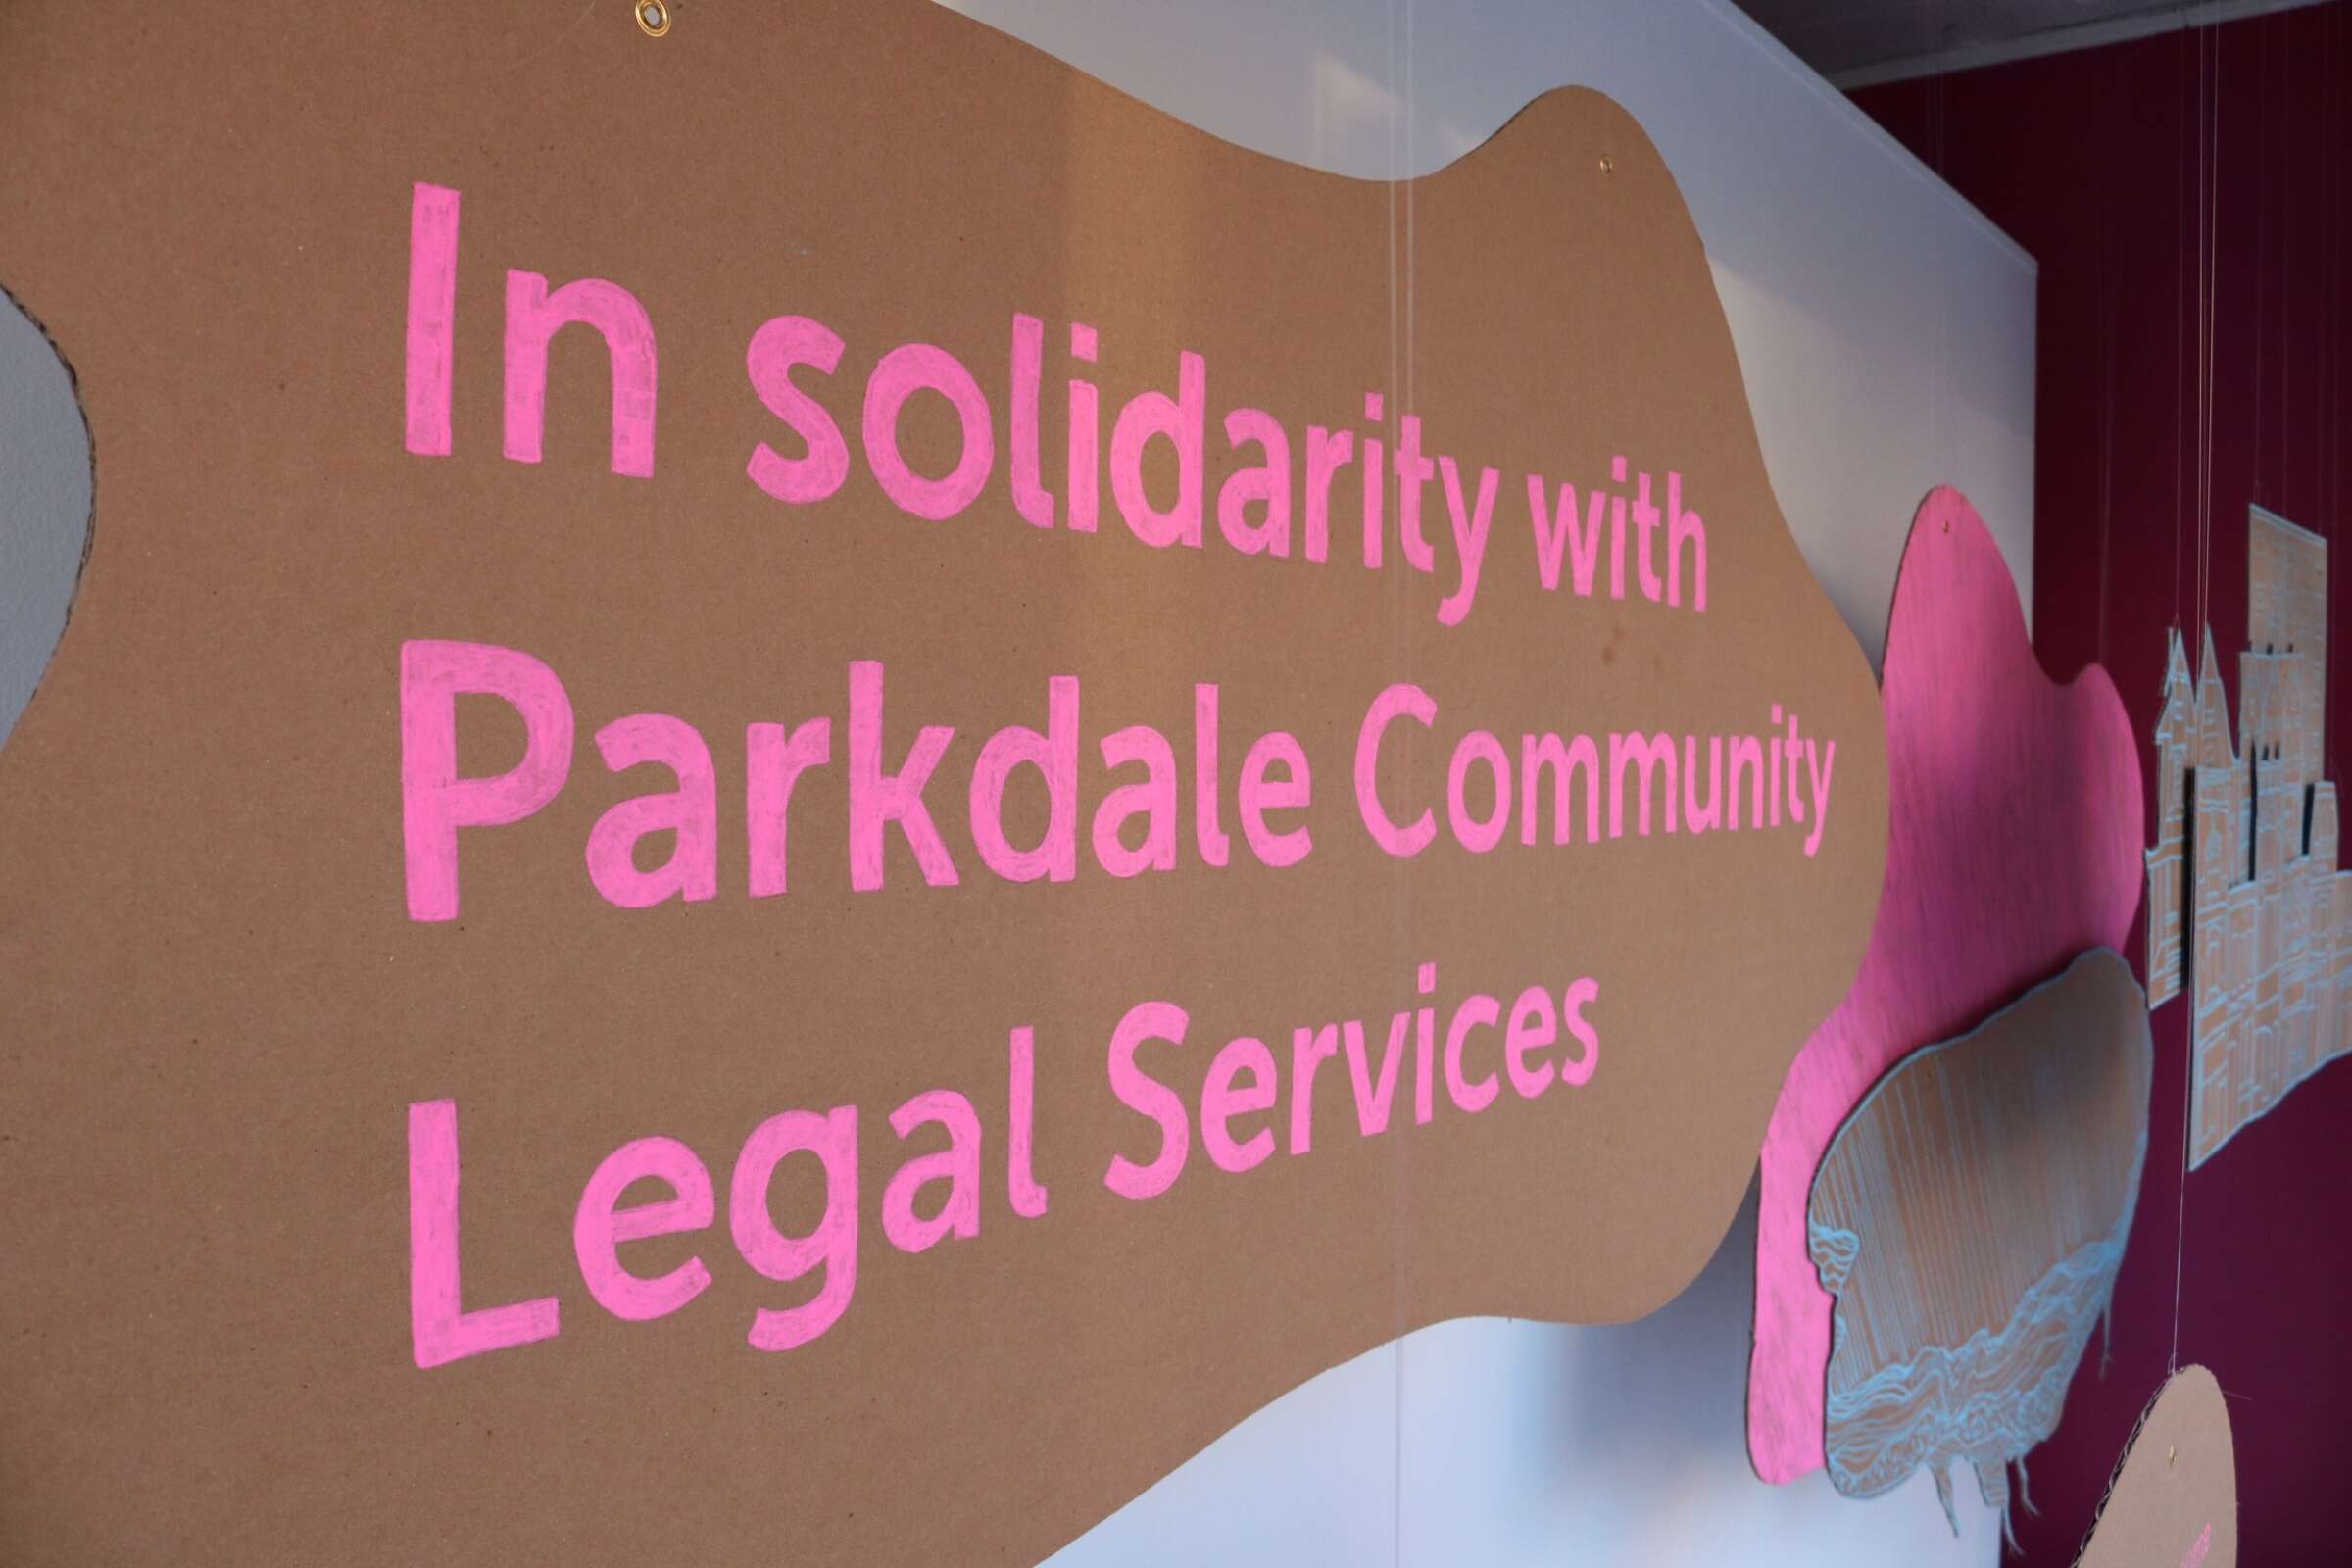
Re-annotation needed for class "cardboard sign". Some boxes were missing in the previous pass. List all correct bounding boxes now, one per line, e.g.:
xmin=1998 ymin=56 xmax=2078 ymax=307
xmin=0 ymin=2 xmax=1886 ymax=1560
xmin=1748 ymin=487 xmax=2141 ymax=1484
xmin=2145 ymin=506 xmax=2352 ymax=1166
xmin=2076 ymin=1365 xmax=2238 ymax=1568
xmin=1809 ymin=948 xmax=2151 ymax=1530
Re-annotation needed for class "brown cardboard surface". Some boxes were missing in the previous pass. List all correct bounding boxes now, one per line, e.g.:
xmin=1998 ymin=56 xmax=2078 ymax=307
xmin=1808 ymin=949 xmax=2151 ymax=1525
xmin=2144 ymin=508 xmax=2352 ymax=1167
xmin=2075 ymin=1365 xmax=2237 ymax=1568
xmin=0 ymin=2 xmax=1886 ymax=1561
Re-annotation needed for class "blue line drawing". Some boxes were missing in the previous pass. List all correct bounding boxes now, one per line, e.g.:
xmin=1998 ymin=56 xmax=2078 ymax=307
xmin=2145 ymin=506 xmax=2352 ymax=1167
xmin=1808 ymin=950 xmax=2151 ymax=1543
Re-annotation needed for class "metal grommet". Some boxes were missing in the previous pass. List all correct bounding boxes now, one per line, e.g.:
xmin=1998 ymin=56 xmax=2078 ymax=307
xmin=636 ymin=0 xmax=673 ymax=37
xmin=1598 ymin=154 xmax=1614 ymax=174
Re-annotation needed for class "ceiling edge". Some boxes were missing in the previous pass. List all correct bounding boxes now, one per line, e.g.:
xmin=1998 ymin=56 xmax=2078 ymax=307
xmin=1831 ymin=0 xmax=2337 ymax=90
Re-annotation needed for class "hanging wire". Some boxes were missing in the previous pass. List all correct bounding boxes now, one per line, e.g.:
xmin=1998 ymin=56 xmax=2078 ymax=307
xmin=2329 ymin=0 xmax=2345 ymax=794
xmin=2267 ymin=14 xmax=2285 ymax=521
xmin=2164 ymin=10 xmax=2182 ymax=639
xmin=2097 ymin=46 xmax=2115 ymax=668
xmin=1373 ymin=0 xmax=1392 ymax=1560
xmin=2169 ymin=0 xmax=2194 ymax=1384
xmin=2170 ymin=0 xmax=2222 ymax=1381
xmin=2252 ymin=19 xmax=2269 ymax=513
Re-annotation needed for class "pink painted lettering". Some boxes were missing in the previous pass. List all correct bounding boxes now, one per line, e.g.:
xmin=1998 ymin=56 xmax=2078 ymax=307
xmin=1343 ymin=1013 xmax=1409 ymax=1137
xmin=1217 ymin=407 xmax=1293 ymax=557
xmin=573 ymin=1135 xmax=714 ymax=1323
xmin=746 ymin=315 xmax=850 ymax=504
xmin=1436 ymin=454 xmax=1498 ymax=626
xmin=403 ymin=182 xmax=461 ymax=458
xmin=1560 ymin=978 xmax=1601 ymax=1086
xmin=1444 ymin=993 xmax=1501 ymax=1112
xmin=1527 ymin=473 xmax=1607 ymax=595
xmin=1103 ymin=1000 xmax=1190 ymax=1200
xmin=1238 ymin=731 xmax=1312 ymax=868
xmin=1193 ymin=684 xmax=1231 ymax=868
xmin=1110 ymin=350 xmax=1205 ymax=549
xmin=729 ymin=1105 xmax=859 ymax=1352
xmin=1200 ymin=1035 xmax=1278 ymax=1173
xmin=1092 ymin=724 xmax=1179 ymax=878
xmin=969 ymin=674 xmax=1079 ymax=884
xmin=881 ymin=1090 xmax=982 ymax=1254
xmin=745 ymin=717 xmax=833 ymax=899
xmin=583 ymin=713 xmax=718 ymax=909
xmin=503 ymin=270 xmax=658 ymax=477
xmin=408 ymin=1100 xmax=561 ymax=1369
xmin=1007 ymin=1025 xmax=1049 ymax=1219
xmin=862 ymin=342 xmax=994 ymax=521
xmin=847 ymin=660 xmax=958 ymax=891
xmin=400 ymin=640 xmax=574 ymax=924
xmin=1504 ymin=986 xmax=1557 ymax=1099
xmin=1009 ymin=313 xmax=1054 ymax=528
xmin=1446 ymin=729 xmax=1511 ymax=855
xmin=1355 ymin=682 xmax=1437 ymax=858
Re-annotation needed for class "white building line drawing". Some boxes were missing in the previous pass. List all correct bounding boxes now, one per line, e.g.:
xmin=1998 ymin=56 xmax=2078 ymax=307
xmin=2144 ymin=505 xmax=2350 ymax=1168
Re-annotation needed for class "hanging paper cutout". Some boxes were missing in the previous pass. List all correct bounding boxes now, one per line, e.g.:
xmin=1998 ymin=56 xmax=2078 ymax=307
xmin=1810 ymin=948 xmax=2151 ymax=1532
xmin=0 ymin=1 xmax=1891 ymax=1561
xmin=2075 ymin=1365 xmax=2237 ymax=1568
xmin=2145 ymin=629 xmax=2196 ymax=1009
xmin=1749 ymin=487 xmax=2143 ymax=1485
xmin=2144 ymin=505 xmax=2352 ymax=1166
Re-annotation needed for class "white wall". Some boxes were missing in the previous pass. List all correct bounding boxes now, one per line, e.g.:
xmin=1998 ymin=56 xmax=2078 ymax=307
xmin=0 ymin=0 xmax=2034 ymax=1559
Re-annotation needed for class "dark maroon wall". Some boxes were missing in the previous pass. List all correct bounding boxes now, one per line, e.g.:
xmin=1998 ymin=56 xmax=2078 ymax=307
xmin=1853 ymin=8 xmax=2352 ymax=1564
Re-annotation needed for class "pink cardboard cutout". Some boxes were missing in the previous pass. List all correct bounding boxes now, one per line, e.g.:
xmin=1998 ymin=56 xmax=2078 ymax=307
xmin=1747 ymin=487 xmax=2144 ymax=1484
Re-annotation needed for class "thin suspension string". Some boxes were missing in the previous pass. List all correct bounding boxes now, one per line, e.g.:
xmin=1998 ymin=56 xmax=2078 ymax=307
xmin=2174 ymin=0 xmax=2224 ymax=1378
xmin=1931 ymin=0 xmax=1950 ymax=613
xmin=2267 ymin=14 xmax=2285 ymax=514
xmin=1394 ymin=0 xmax=1419 ymax=1557
xmin=2191 ymin=0 xmax=2211 ymax=667
xmin=2097 ymin=50 xmax=2115 ymax=668
xmin=2328 ymin=0 xmax=2344 ymax=793
xmin=2174 ymin=13 xmax=2187 ymax=635
xmin=2252 ymin=19 xmax=2269 ymax=511
xmin=2192 ymin=2 xmax=2211 ymax=675
xmin=1934 ymin=8 xmax=1948 ymax=181
xmin=2332 ymin=0 xmax=2345 ymax=792
xmin=2170 ymin=0 xmax=2195 ymax=1382
xmin=1382 ymin=5 xmax=1405 ymax=1563
xmin=2108 ymin=50 xmax=2126 ymax=653
xmin=2190 ymin=15 xmax=2211 ymax=647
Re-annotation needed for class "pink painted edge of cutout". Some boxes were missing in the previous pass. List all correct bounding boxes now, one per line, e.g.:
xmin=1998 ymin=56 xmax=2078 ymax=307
xmin=1745 ymin=486 xmax=2146 ymax=1483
